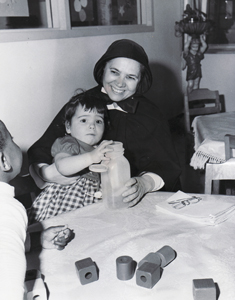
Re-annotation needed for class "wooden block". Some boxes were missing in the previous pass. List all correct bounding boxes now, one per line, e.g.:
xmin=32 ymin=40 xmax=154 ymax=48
xmin=138 ymin=246 xmax=176 ymax=269
xmin=193 ymin=278 xmax=216 ymax=300
xmin=156 ymin=245 xmax=176 ymax=267
xmin=138 ymin=252 xmax=161 ymax=268
xmin=75 ymin=257 xmax=98 ymax=285
xmin=116 ymin=256 xmax=136 ymax=280
xmin=136 ymin=262 xmax=161 ymax=289
xmin=24 ymin=269 xmax=47 ymax=300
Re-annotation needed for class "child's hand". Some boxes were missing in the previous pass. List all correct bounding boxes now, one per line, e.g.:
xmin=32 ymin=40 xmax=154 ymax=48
xmin=40 ymin=225 xmax=74 ymax=250
xmin=53 ymin=227 xmax=75 ymax=250
xmin=187 ymin=35 xmax=192 ymax=43
xmin=91 ymin=140 xmax=113 ymax=163
xmin=200 ymin=34 xmax=206 ymax=41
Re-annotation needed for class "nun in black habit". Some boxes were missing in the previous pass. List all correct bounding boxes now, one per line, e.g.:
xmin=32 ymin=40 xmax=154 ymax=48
xmin=28 ymin=39 xmax=181 ymax=207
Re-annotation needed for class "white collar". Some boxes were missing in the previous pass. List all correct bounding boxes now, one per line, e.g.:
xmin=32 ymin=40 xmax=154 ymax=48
xmin=101 ymin=87 xmax=127 ymax=113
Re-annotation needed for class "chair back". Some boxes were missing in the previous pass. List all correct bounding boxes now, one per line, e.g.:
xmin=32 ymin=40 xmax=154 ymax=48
xmin=224 ymin=134 xmax=235 ymax=160
xmin=184 ymin=88 xmax=220 ymax=132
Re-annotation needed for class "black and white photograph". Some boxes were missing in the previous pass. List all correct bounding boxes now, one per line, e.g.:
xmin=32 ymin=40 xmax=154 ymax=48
xmin=0 ymin=0 xmax=235 ymax=299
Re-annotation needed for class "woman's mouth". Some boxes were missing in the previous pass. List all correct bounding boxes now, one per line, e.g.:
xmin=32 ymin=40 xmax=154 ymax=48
xmin=111 ymin=86 xmax=125 ymax=94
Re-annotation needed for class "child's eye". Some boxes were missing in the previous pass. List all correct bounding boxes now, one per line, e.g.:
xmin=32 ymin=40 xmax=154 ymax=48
xmin=96 ymin=120 xmax=103 ymax=124
xmin=80 ymin=119 xmax=87 ymax=123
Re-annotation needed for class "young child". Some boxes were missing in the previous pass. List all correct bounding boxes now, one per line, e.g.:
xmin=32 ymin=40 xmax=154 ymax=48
xmin=0 ymin=120 xmax=72 ymax=299
xmin=182 ymin=34 xmax=207 ymax=94
xmin=28 ymin=90 xmax=113 ymax=223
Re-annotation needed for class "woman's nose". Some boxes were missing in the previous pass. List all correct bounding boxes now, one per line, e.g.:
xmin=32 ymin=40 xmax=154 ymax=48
xmin=116 ymin=76 xmax=125 ymax=87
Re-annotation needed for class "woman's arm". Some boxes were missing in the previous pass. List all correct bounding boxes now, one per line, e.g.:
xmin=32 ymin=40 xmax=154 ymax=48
xmin=28 ymin=103 xmax=69 ymax=187
xmin=28 ymin=104 xmax=66 ymax=167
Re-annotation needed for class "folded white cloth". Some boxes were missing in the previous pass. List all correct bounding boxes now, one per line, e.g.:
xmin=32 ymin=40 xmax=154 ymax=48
xmin=190 ymin=139 xmax=226 ymax=169
xmin=155 ymin=190 xmax=235 ymax=226
xmin=191 ymin=112 xmax=235 ymax=170
xmin=190 ymin=139 xmax=235 ymax=170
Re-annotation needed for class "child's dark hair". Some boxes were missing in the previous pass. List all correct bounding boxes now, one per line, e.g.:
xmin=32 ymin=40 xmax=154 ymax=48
xmin=0 ymin=121 xmax=7 ymax=151
xmin=64 ymin=89 xmax=109 ymax=129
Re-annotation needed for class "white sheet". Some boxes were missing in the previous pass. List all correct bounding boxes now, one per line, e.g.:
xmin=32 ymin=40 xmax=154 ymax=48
xmin=27 ymin=192 xmax=235 ymax=300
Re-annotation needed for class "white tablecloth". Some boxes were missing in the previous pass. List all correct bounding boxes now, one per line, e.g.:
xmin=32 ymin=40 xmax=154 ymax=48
xmin=190 ymin=111 xmax=235 ymax=169
xmin=27 ymin=192 xmax=235 ymax=300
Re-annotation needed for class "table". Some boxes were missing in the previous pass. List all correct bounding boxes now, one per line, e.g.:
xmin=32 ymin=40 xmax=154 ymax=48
xmin=190 ymin=111 xmax=235 ymax=169
xmin=26 ymin=192 xmax=235 ymax=300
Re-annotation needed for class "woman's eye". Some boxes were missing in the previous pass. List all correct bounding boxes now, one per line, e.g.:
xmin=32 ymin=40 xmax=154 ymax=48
xmin=127 ymin=76 xmax=136 ymax=81
xmin=110 ymin=69 xmax=118 ymax=75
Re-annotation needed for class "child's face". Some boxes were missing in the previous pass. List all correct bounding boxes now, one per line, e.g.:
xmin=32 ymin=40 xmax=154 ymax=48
xmin=190 ymin=42 xmax=200 ymax=53
xmin=0 ymin=121 xmax=22 ymax=180
xmin=65 ymin=104 xmax=105 ymax=146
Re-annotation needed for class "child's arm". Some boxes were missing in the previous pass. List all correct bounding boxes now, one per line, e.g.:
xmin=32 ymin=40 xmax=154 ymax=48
xmin=54 ymin=140 xmax=113 ymax=177
xmin=181 ymin=52 xmax=187 ymax=70
xmin=183 ymin=34 xmax=192 ymax=54
xmin=199 ymin=34 xmax=207 ymax=54
xmin=39 ymin=163 xmax=76 ymax=183
xmin=181 ymin=34 xmax=191 ymax=70
xmin=31 ymin=163 xmax=80 ymax=186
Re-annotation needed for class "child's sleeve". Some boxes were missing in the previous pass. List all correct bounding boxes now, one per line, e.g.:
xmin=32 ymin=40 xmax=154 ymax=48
xmin=51 ymin=136 xmax=81 ymax=158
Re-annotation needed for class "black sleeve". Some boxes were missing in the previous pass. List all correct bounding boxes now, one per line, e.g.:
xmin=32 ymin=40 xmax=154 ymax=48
xmin=27 ymin=104 xmax=67 ymax=166
xmin=130 ymin=101 xmax=181 ymax=191
xmin=105 ymin=98 xmax=181 ymax=192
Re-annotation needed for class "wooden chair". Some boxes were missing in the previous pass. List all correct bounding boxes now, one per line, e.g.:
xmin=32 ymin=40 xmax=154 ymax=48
xmin=205 ymin=134 xmax=235 ymax=194
xmin=184 ymin=88 xmax=220 ymax=133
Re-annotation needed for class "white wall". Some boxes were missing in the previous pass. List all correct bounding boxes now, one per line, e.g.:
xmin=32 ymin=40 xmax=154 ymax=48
xmin=0 ymin=1 xmax=183 ymax=174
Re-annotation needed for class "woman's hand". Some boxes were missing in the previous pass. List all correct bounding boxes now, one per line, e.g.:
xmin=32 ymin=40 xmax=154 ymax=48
xmin=122 ymin=175 xmax=155 ymax=207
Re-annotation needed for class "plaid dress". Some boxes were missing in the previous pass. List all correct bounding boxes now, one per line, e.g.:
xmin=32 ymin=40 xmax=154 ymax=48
xmin=27 ymin=136 xmax=102 ymax=224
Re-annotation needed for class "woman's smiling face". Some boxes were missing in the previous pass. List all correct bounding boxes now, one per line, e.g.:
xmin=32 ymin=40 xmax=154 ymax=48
xmin=102 ymin=57 xmax=141 ymax=102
